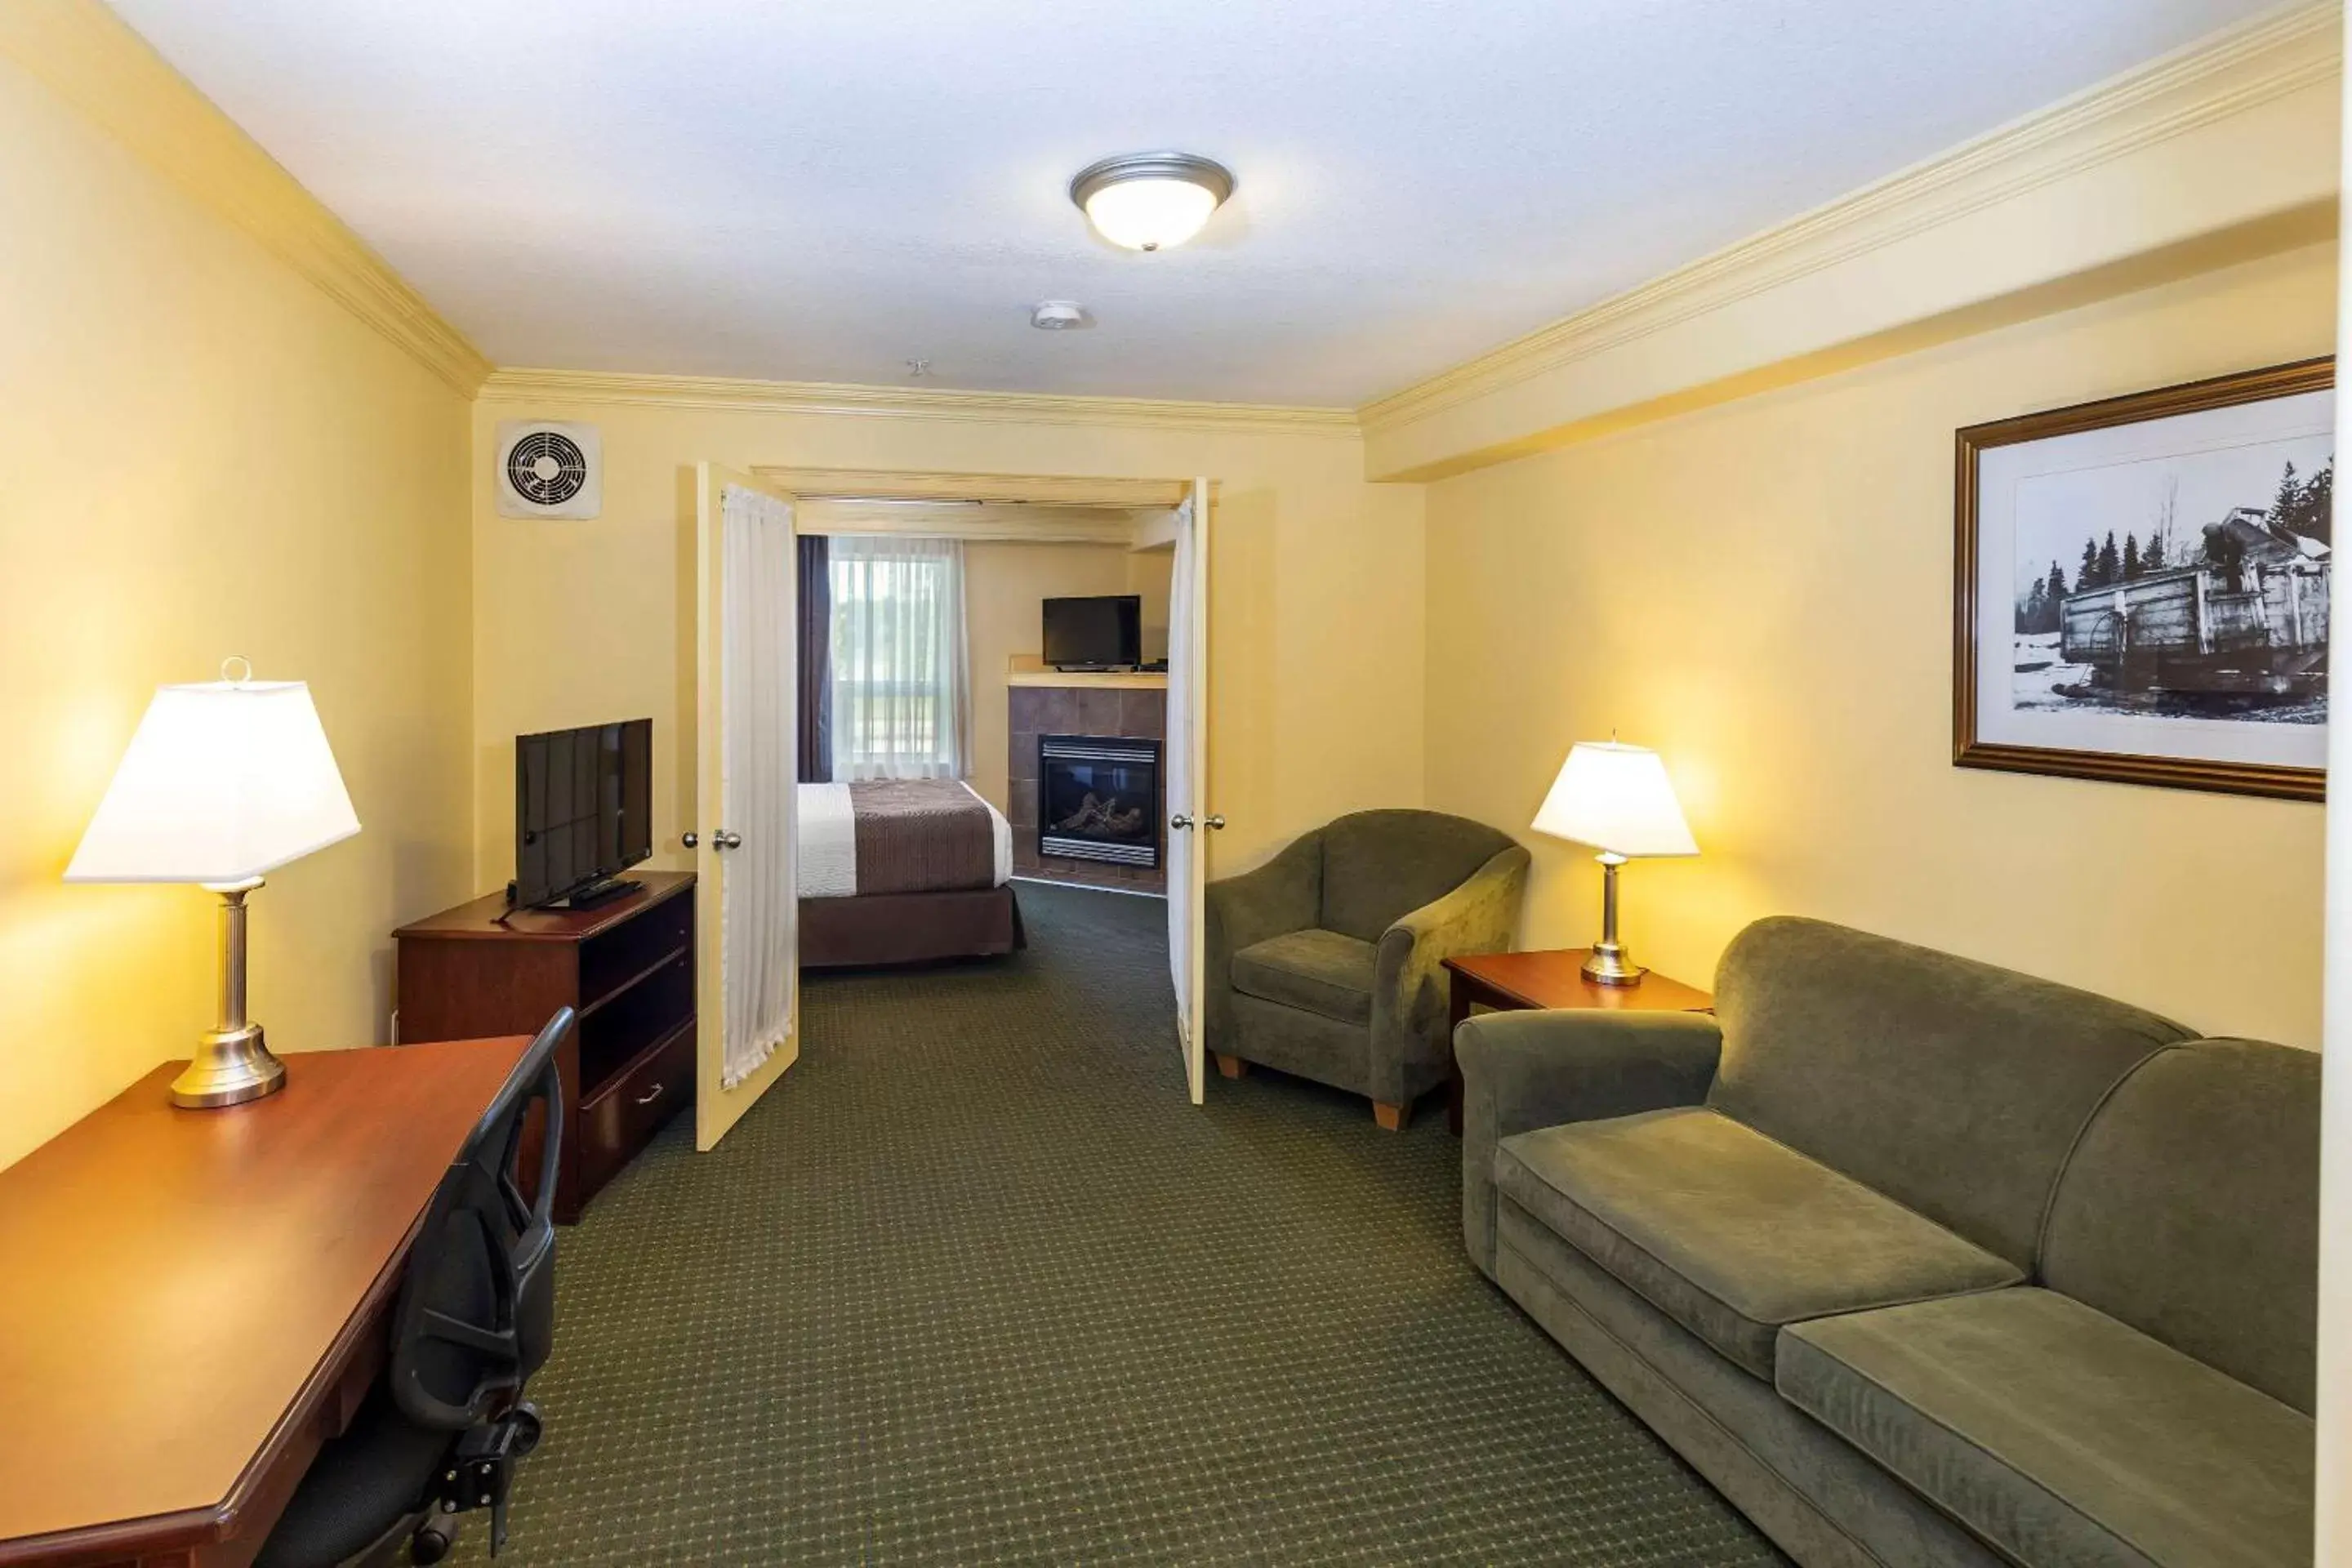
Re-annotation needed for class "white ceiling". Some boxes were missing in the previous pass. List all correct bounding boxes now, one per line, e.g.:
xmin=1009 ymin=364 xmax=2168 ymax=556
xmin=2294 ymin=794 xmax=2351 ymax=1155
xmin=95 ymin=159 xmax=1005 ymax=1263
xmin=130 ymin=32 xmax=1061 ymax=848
xmin=108 ymin=0 xmax=2277 ymax=408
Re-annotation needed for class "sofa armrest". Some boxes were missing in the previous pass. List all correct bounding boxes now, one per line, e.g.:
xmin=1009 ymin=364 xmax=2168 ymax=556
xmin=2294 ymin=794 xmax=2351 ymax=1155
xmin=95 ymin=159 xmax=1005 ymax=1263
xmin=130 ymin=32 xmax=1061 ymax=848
xmin=1201 ymin=831 xmax=1322 ymax=1052
xmin=1368 ymin=844 xmax=1530 ymax=1103
xmin=1459 ymin=1009 xmax=1722 ymax=1278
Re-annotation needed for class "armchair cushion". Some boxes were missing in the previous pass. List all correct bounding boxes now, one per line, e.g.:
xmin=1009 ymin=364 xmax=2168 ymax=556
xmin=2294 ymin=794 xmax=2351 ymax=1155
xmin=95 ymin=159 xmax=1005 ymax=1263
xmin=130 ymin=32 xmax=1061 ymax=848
xmin=1498 ymin=1107 xmax=2020 ymax=1380
xmin=1232 ymin=929 xmax=1377 ymax=1027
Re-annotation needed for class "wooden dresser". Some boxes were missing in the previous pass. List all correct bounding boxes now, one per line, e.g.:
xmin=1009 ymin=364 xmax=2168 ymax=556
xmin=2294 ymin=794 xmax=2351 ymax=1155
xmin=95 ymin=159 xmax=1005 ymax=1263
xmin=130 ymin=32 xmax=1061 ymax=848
xmin=394 ymin=872 xmax=695 ymax=1222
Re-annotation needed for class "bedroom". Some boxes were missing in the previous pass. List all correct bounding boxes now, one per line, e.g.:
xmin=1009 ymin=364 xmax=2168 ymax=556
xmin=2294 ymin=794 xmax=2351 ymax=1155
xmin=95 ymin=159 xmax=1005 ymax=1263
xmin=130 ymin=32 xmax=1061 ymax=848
xmin=789 ymin=484 xmax=1183 ymax=969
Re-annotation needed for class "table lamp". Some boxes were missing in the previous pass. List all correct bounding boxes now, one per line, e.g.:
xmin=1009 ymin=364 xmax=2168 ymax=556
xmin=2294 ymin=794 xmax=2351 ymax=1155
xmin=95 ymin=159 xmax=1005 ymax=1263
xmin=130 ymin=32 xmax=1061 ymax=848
xmin=1531 ymin=739 xmax=1697 ymax=986
xmin=65 ymin=659 xmax=361 ymax=1107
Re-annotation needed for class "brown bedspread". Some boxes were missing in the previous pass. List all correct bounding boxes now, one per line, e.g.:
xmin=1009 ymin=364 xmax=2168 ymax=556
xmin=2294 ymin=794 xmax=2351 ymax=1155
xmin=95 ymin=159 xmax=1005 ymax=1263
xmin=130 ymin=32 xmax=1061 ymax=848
xmin=849 ymin=780 xmax=996 ymax=895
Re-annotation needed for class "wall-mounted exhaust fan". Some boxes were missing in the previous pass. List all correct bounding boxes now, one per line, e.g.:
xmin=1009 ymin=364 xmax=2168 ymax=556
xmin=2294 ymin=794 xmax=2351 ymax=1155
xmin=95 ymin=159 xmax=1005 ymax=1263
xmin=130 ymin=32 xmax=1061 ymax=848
xmin=495 ymin=420 xmax=603 ymax=519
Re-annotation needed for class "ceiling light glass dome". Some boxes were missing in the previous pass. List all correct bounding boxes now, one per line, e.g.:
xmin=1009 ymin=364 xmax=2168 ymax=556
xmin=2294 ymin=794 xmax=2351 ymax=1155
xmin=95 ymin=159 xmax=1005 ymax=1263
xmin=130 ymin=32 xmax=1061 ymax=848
xmin=1070 ymin=154 xmax=1235 ymax=252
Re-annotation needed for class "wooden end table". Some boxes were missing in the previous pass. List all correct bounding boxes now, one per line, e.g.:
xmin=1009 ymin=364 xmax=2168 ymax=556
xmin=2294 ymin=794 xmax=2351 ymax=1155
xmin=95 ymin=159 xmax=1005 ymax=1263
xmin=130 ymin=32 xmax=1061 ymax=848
xmin=1441 ymin=950 xmax=1713 ymax=1134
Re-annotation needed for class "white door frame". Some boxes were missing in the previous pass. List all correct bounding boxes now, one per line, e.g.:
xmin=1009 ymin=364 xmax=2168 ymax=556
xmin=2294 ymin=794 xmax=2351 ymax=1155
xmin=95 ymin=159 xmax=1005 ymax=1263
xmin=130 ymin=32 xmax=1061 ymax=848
xmin=752 ymin=466 xmax=1220 ymax=1105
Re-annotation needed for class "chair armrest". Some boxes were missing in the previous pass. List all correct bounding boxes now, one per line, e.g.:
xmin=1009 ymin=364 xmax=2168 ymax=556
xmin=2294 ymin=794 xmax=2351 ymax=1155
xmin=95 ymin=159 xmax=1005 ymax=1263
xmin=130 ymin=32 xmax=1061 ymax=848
xmin=1201 ymin=831 xmax=1322 ymax=1050
xmin=1459 ymin=1009 xmax=1722 ymax=1277
xmin=1368 ymin=844 xmax=1530 ymax=1102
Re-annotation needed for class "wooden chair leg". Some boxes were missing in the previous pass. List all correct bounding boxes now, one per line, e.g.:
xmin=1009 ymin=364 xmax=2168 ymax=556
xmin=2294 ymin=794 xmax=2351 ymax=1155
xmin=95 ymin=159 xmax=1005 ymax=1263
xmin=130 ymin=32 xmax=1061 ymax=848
xmin=1372 ymin=1099 xmax=1410 ymax=1132
xmin=1214 ymin=1053 xmax=1249 ymax=1080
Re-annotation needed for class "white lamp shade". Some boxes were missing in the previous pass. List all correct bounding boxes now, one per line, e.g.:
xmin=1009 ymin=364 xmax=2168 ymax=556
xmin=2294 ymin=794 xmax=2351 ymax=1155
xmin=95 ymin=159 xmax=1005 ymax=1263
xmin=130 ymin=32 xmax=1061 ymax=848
xmin=1531 ymin=741 xmax=1698 ymax=858
xmin=65 ymin=679 xmax=360 ymax=884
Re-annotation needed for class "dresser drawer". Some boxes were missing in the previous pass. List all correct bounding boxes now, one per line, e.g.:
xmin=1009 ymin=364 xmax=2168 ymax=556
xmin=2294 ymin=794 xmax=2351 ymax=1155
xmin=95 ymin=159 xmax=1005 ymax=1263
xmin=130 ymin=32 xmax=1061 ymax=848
xmin=577 ymin=1019 xmax=693 ymax=1196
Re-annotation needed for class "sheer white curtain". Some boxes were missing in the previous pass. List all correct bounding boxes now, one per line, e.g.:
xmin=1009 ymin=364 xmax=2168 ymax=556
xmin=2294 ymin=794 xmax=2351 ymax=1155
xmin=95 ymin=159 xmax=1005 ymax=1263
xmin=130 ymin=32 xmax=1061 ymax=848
xmin=829 ymin=535 xmax=972 ymax=781
xmin=1165 ymin=497 xmax=1196 ymax=1020
xmin=719 ymin=484 xmax=796 ymax=1089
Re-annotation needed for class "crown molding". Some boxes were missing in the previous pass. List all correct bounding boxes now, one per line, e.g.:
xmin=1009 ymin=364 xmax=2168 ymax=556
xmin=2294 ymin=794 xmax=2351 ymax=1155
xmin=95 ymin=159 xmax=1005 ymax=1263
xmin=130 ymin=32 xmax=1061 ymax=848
xmin=0 ymin=0 xmax=492 ymax=394
xmin=1359 ymin=0 xmax=2341 ymax=443
xmin=480 ymin=368 xmax=1360 ymax=439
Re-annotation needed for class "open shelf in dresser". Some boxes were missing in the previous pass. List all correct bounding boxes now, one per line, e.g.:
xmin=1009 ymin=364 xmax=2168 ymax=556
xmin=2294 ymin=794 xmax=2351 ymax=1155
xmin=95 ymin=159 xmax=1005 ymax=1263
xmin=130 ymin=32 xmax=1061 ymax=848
xmin=393 ymin=871 xmax=696 ymax=1223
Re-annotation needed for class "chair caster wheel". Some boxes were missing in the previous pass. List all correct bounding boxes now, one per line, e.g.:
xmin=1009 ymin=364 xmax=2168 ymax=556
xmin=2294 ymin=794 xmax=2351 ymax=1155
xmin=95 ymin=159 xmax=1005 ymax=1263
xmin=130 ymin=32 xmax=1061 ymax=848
xmin=409 ymin=1521 xmax=454 ymax=1564
xmin=510 ymin=1400 xmax=544 ymax=1457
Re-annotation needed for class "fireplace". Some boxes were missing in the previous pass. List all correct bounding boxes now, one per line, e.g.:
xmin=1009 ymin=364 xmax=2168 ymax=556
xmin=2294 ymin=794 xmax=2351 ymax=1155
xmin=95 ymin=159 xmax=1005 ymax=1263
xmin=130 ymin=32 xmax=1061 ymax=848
xmin=1039 ymin=734 xmax=1160 ymax=868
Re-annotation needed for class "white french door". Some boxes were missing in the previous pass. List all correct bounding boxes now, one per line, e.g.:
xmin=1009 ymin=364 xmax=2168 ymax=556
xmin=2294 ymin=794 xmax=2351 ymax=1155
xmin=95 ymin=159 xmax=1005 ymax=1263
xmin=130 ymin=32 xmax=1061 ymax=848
xmin=691 ymin=462 xmax=801 ymax=1150
xmin=1165 ymin=477 xmax=1215 ymax=1103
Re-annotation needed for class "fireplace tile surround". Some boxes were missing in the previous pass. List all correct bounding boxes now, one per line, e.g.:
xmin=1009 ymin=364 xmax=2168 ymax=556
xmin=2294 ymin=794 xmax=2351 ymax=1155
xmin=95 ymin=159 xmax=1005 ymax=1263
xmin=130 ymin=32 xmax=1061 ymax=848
xmin=1009 ymin=682 xmax=1166 ymax=893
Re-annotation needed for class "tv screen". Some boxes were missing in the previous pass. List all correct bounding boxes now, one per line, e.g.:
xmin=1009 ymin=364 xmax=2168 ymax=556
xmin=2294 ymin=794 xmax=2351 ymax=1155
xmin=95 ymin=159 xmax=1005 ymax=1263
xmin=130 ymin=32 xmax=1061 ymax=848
xmin=514 ymin=718 xmax=653 ymax=908
xmin=1043 ymin=595 xmax=1143 ymax=669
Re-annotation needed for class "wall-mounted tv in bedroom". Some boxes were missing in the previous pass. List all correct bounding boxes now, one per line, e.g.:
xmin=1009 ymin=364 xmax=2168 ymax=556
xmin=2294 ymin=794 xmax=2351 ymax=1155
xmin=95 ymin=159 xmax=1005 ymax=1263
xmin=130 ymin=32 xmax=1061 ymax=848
xmin=512 ymin=718 xmax=653 ymax=909
xmin=1043 ymin=594 xmax=1142 ymax=670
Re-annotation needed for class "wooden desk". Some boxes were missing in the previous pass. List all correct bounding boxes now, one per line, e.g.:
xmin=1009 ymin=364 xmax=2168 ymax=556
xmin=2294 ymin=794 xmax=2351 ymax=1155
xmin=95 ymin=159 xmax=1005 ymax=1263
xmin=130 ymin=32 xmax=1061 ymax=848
xmin=1442 ymin=950 xmax=1713 ymax=1134
xmin=0 ymin=1036 xmax=530 ymax=1568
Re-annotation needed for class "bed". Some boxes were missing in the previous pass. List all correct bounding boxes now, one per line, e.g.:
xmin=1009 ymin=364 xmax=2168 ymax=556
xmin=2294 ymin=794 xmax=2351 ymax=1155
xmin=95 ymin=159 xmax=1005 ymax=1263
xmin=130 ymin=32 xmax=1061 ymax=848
xmin=795 ymin=779 xmax=1024 ymax=968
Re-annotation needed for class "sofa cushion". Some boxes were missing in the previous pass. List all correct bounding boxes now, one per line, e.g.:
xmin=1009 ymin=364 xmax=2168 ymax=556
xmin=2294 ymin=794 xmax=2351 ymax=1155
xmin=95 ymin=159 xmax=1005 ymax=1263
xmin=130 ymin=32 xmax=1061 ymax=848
xmin=1708 ymin=917 xmax=2186 ymax=1270
xmin=1318 ymin=809 xmax=1514 ymax=944
xmin=1230 ymin=928 xmax=1377 ymax=1026
xmin=2042 ymin=1039 xmax=2321 ymax=1414
xmin=1780 ymin=1289 xmax=2314 ymax=1568
xmin=1494 ymin=1107 xmax=2020 ymax=1380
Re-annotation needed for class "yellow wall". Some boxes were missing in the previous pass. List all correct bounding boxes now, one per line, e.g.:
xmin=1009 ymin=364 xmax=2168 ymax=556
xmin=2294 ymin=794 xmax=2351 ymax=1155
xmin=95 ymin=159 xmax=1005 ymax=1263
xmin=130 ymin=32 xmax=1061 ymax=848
xmin=470 ymin=393 xmax=1423 ymax=890
xmin=1424 ymin=241 xmax=2333 ymax=1047
xmin=961 ymin=538 xmax=1169 ymax=813
xmin=0 ymin=57 xmax=474 ymax=1169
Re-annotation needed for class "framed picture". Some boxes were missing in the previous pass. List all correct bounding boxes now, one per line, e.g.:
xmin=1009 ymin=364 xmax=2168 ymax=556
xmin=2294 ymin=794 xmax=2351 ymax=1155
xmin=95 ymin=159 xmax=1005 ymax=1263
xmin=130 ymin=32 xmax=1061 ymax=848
xmin=1954 ymin=358 xmax=2332 ymax=801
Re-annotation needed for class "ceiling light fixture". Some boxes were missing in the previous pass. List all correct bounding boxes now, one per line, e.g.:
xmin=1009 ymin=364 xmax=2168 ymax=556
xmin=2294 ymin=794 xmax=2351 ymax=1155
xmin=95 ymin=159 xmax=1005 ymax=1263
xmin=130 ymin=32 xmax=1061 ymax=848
xmin=1069 ymin=153 xmax=1234 ymax=252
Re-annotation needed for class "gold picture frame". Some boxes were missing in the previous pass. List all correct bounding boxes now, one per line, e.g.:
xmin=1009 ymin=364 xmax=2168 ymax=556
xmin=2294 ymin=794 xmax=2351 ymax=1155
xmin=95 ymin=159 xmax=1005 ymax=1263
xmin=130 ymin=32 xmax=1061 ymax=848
xmin=1953 ymin=357 xmax=2332 ymax=802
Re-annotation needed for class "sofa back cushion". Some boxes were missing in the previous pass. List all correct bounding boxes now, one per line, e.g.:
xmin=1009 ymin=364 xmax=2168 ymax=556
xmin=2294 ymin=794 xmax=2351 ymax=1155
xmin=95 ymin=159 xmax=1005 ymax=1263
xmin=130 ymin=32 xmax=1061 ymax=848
xmin=1318 ymin=810 xmax=1515 ymax=944
xmin=1709 ymin=918 xmax=2185 ymax=1271
xmin=2042 ymin=1039 xmax=2319 ymax=1414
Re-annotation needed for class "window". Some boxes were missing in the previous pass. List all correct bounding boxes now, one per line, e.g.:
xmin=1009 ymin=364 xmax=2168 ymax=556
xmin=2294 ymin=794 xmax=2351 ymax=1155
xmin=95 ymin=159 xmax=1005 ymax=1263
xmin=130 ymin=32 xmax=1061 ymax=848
xmin=828 ymin=535 xmax=970 ymax=781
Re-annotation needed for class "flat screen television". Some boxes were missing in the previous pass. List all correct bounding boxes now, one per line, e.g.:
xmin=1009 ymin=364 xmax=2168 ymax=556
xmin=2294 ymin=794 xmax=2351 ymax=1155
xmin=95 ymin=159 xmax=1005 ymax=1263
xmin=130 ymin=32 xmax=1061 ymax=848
xmin=513 ymin=718 xmax=653 ymax=909
xmin=1043 ymin=595 xmax=1143 ymax=670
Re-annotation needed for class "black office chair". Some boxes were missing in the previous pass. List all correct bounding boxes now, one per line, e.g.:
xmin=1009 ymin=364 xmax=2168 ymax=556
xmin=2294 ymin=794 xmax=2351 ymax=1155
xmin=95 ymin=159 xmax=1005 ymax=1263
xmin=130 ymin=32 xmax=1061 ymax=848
xmin=256 ymin=1009 xmax=572 ymax=1568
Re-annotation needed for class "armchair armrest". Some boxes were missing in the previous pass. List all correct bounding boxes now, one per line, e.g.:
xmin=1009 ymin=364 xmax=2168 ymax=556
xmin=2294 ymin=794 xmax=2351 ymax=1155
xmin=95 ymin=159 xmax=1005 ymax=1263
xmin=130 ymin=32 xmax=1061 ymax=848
xmin=1368 ymin=844 xmax=1530 ymax=1103
xmin=1459 ymin=1009 xmax=1722 ymax=1277
xmin=1201 ymin=831 xmax=1322 ymax=1051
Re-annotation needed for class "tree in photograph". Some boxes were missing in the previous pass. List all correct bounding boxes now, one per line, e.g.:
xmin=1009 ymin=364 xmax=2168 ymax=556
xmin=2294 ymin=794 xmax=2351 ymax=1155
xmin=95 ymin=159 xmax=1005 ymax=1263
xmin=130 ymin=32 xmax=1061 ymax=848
xmin=2016 ymin=578 xmax=2046 ymax=634
xmin=2140 ymin=528 xmax=2167 ymax=572
xmin=2045 ymin=560 xmax=2068 ymax=608
xmin=2267 ymin=456 xmax=2333 ymax=546
xmin=2096 ymin=531 xmax=2121 ymax=586
xmin=2078 ymin=537 xmax=2103 ymax=590
xmin=2122 ymin=532 xmax=2142 ymax=581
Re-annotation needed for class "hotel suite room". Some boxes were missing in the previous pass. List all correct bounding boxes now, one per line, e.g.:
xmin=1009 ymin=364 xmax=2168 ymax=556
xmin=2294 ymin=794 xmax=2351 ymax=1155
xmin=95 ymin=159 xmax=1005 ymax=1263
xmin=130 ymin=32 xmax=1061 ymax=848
xmin=0 ymin=1 xmax=2347 ymax=1566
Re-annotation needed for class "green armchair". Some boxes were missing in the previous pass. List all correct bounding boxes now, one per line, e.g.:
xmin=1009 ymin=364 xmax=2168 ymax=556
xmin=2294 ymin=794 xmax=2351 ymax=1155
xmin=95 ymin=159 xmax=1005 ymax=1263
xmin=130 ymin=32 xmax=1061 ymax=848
xmin=1204 ymin=808 xmax=1529 ymax=1129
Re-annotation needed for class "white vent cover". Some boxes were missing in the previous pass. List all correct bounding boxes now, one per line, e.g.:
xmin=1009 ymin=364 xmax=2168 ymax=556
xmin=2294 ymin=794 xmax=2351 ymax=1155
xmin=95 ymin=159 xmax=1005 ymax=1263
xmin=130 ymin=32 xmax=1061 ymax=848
xmin=495 ymin=420 xmax=602 ymax=519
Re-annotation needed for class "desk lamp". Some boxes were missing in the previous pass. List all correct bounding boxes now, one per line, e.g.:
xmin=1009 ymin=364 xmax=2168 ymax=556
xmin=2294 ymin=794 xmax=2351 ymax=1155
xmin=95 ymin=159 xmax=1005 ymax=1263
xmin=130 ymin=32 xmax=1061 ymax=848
xmin=1531 ymin=740 xmax=1697 ymax=986
xmin=65 ymin=658 xmax=360 ymax=1107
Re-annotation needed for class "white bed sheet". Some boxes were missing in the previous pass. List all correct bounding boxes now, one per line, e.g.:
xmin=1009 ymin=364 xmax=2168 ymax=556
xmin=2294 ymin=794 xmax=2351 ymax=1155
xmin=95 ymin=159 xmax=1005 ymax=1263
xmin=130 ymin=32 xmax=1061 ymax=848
xmin=794 ymin=780 xmax=1011 ymax=898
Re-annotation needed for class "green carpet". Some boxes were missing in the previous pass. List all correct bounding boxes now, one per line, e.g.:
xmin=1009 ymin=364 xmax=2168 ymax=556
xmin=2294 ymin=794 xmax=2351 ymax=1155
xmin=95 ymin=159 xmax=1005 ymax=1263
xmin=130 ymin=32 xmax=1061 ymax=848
xmin=458 ymin=881 xmax=1783 ymax=1566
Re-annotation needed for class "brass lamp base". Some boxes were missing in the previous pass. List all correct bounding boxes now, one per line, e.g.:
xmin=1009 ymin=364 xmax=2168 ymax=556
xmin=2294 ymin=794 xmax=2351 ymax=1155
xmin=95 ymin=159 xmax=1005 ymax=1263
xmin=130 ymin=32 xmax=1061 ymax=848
xmin=171 ymin=876 xmax=287 ymax=1110
xmin=1580 ymin=944 xmax=1647 ymax=988
xmin=1581 ymin=851 xmax=1648 ymax=987
xmin=170 ymin=1021 xmax=287 ymax=1108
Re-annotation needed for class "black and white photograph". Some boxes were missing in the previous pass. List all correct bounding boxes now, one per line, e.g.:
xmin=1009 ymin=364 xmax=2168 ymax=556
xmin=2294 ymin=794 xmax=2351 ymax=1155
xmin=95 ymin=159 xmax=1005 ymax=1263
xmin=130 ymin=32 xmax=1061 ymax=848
xmin=1955 ymin=359 xmax=2333 ymax=800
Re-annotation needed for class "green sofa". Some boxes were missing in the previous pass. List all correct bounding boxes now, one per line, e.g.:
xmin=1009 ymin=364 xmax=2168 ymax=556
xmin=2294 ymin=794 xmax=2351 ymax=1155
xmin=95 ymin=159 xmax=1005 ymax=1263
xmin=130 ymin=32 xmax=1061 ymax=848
xmin=1459 ymin=916 xmax=2318 ymax=1568
xmin=1205 ymin=808 xmax=1528 ymax=1129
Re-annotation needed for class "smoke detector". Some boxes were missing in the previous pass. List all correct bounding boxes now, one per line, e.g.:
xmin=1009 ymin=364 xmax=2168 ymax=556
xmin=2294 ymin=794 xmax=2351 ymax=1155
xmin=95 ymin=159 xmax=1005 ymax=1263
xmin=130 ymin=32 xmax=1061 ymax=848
xmin=1031 ymin=301 xmax=1092 ymax=331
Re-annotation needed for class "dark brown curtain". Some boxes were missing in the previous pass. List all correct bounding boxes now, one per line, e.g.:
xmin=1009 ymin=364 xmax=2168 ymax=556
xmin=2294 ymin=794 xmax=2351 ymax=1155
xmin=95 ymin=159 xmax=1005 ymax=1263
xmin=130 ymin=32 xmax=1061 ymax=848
xmin=797 ymin=532 xmax=832 ymax=782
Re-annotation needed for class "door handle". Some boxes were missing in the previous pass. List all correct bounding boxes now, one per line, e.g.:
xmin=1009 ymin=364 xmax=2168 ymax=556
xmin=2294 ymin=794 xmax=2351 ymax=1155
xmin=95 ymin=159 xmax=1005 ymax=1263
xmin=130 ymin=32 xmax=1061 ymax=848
xmin=635 ymin=1081 xmax=665 ymax=1107
xmin=681 ymin=831 xmax=699 ymax=849
xmin=1205 ymin=815 xmax=1227 ymax=830
xmin=1169 ymin=813 xmax=1192 ymax=830
xmin=713 ymin=830 xmax=743 ymax=850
